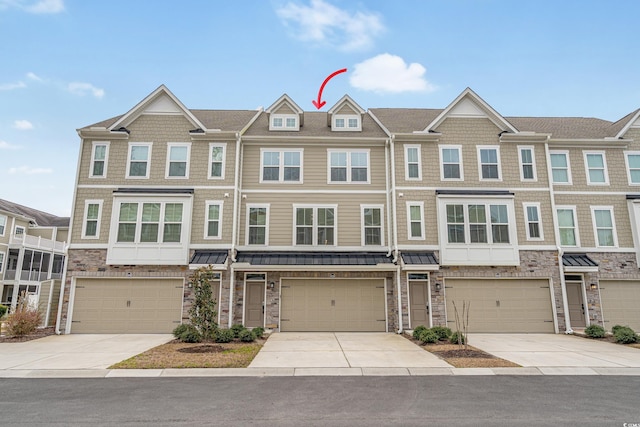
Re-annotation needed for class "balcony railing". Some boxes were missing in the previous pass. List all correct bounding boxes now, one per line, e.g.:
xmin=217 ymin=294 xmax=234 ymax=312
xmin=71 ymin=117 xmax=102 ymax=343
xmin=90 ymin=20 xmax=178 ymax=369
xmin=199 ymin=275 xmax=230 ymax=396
xmin=9 ymin=233 xmax=66 ymax=252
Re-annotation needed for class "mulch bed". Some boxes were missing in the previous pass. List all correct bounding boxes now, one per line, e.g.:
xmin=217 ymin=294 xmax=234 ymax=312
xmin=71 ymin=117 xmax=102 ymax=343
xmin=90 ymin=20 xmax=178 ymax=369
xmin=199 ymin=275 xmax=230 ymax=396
xmin=0 ymin=326 xmax=56 ymax=343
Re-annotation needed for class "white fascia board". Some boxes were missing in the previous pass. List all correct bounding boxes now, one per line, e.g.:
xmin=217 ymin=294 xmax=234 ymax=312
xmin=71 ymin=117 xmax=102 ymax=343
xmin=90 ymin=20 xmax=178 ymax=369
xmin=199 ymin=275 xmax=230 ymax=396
xmin=327 ymin=95 xmax=366 ymax=115
xmin=265 ymin=94 xmax=304 ymax=114
xmin=615 ymin=110 xmax=640 ymax=139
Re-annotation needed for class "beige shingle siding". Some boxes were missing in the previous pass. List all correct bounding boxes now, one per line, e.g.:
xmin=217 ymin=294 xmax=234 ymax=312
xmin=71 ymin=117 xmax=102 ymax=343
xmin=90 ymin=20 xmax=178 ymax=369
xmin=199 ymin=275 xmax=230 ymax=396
xmin=71 ymin=188 xmax=114 ymax=244
xmin=189 ymin=189 xmax=234 ymax=245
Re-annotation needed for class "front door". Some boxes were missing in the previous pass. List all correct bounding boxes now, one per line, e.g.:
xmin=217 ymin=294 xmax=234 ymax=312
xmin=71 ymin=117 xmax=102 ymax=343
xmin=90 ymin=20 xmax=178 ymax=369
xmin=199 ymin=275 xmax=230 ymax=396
xmin=566 ymin=281 xmax=586 ymax=328
xmin=409 ymin=274 xmax=429 ymax=328
xmin=245 ymin=281 xmax=264 ymax=327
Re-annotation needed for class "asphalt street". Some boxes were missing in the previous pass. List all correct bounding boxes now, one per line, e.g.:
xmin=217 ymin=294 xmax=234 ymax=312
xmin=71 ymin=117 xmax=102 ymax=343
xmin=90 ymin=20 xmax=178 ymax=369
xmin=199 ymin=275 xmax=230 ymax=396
xmin=2 ymin=376 xmax=639 ymax=426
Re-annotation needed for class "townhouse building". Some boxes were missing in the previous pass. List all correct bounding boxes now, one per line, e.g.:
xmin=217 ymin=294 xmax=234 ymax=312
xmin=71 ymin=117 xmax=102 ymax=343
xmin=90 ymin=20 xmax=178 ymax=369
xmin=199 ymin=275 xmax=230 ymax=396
xmin=0 ymin=199 xmax=68 ymax=327
xmin=58 ymin=85 xmax=640 ymax=335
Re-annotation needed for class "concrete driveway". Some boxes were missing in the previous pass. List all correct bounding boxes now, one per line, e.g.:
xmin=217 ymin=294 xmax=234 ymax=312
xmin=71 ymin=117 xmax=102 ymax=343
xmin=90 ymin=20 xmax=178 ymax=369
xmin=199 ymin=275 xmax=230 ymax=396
xmin=249 ymin=332 xmax=452 ymax=369
xmin=469 ymin=334 xmax=640 ymax=369
xmin=0 ymin=334 xmax=173 ymax=370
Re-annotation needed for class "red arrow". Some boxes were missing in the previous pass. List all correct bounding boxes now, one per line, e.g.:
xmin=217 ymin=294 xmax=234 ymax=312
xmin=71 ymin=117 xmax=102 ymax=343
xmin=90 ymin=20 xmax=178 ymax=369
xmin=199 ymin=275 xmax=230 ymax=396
xmin=312 ymin=68 xmax=347 ymax=110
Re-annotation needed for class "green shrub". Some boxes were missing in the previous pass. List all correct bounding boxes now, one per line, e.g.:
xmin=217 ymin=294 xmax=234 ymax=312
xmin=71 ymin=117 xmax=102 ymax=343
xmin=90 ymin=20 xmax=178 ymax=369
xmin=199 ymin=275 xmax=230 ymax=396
xmin=177 ymin=324 xmax=202 ymax=343
xmin=584 ymin=324 xmax=605 ymax=338
xmin=449 ymin=331 xmax=466 ymax=345
xmin=238 ymin=329 xmax=256 ymax=342
xmin=430 ymin=326 xmax=452 ymax=341
xmin=418 ymin=329 xmax=438 ymax=344
xmin=412 ymin=325 xmax=428 ymax=340
xmin=252 ymin=327 xmax=265 ymax=339
xmin=215 ymin=328 xmax=235 ymax=343
xmin=231 ymin=324 xmax=246 ymax=338
xmin=5 ymin=294 xmax=42 ymax=337
xmin=613 ymin=326 xmax=638 ymax=344
xmin=612 ymin=325 xmax=625 ymax=335
xmin=0 ymin=304 xmax=8 ymax=318
xmin=172 ymin=324 xmax=190 ymax=339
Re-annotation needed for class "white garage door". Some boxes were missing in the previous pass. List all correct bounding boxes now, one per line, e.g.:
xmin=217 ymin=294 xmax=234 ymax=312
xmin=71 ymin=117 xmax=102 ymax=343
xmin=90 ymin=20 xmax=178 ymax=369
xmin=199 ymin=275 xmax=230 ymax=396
xmin=280 ymin=279 xmax=386 ymax=332
xmin=445 ymin=279 xmax=555 ymax=333
xmin=600 ymin=280 xmax=640 ymax=331
xmin=71 ymin=278 xmax=184 ymax=333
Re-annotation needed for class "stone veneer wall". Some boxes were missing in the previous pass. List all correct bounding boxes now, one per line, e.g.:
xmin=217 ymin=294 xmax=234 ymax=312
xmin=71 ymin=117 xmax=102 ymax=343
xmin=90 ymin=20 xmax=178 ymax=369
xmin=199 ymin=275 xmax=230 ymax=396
xmin=232 ymin=270 xmax=398 ymax=332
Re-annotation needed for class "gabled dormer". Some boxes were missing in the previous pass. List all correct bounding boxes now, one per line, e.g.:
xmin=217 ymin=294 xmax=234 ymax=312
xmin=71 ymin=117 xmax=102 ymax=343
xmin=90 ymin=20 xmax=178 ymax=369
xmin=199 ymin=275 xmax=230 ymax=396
xmin=265 ymin=94 xmax=304 ymax=131
xmin=420 ymin=87 xmax=518 ymax=134
xmin=327 ymin=95 xmax=365 ymax=132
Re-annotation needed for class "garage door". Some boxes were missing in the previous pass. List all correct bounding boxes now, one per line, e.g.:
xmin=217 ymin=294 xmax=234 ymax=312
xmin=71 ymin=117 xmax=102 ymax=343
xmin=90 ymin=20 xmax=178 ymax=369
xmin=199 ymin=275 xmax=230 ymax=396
xmin=445 ymin=279 xmax=555 ymax=333
xmin=280 ymin=279 xmax=386 ymax=332
xmin=600 ymin=280 xmax=640 ymax=331
xmin=71 ymin=278 xmax=183 ymax=333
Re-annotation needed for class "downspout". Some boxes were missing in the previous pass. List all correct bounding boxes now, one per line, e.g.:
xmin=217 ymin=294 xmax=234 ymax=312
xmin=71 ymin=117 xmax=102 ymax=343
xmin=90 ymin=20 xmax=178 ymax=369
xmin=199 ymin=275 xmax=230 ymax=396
xmin=545 ymin=141 xmax=572 ymax=334
xmin=389 ymin=134 xmax=403 ymax=333
xmin=229 ymin=131 xmax=242 ymax=328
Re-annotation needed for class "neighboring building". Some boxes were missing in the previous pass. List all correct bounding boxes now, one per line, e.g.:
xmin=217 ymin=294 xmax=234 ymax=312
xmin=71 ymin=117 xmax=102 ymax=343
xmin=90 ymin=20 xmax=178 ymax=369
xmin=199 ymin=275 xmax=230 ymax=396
xmin=58 ymin=85 xmax=640 ymax=334
xmin=0 ymin=199 xmax=68 ymax=327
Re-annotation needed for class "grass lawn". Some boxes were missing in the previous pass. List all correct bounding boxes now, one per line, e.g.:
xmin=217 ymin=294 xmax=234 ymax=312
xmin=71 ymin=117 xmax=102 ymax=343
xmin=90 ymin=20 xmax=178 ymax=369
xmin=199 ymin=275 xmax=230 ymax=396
xmin=109 ymin=339 xmax=265 ymax=369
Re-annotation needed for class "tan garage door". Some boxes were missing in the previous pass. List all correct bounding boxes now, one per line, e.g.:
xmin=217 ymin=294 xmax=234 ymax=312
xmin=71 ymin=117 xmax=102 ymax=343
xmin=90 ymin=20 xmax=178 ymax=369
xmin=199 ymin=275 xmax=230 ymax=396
xmin=600 ymin=280 xmax=640 ymax=331
xmin=445 ymin=279 xmax=555 ymax=333
xmin=71 ymin=278 xmax=183 ymax=333
xmin=280 ymin=279 xmax=386 ymax=332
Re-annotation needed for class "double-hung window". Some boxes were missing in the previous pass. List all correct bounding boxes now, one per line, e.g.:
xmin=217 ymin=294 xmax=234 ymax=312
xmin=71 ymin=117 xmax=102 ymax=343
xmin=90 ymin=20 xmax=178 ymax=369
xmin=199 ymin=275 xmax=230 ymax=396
xmin=205 ymin=201 xmax=223 ymax=239
xmin=591 ymin=207 xmax=617 ymax=247
xmin=0 ymin=252 xmax=4 ymax=274
xmin=550 ymin=151 xmax=571 ymax=184
xmin=116 ymin=201 xmax=183 ymax=243
xmin=328 ymin=150 xmax=369 ymax=183
xmin=405 ymin=145 xmax=421 ymax=180
xmin=166 ymin=143 xmax=190 ymax=178
xmin=584 ymin=151 xmax=608 ymax=185
xmin=523 ymin=202 xmax=543 ymax=240
xmin=261 ymin=149 xmax=302 ymax=182
xmin=440 ymin=146 xmax=462 ymax=180
xmin=209 ymin=143 xmax=226 ymax=179
xmin=82 ymin=200 xmax=102 ymax=239
xmin=519 ymin=146 xmax=536 ymax=181
xmin=0 ymin=214 xmax=6 ymax=236
xmin=294 ymin=206 xmax=336 ymax=246
xmin=444 ymin=203 xmax=511 ymax=244
xmin=557 ymin=207 xmax=578 ymax=246
xmin=625 ymin=151 xmax=640 ymax=185
xmin=127 ymin=143 xmax=152 ymax=178
xmin=90 ymin=142 xmax=109 ymax=178
xmin=478 ymin=147 xmax=501 ymax=180
xmin=407 ymin=202 xmax=425 ymax=240
xmin=247 ymin=205 xmax=269 ymax=245
xmin=362 ymin=205 xmax=383 ymax=245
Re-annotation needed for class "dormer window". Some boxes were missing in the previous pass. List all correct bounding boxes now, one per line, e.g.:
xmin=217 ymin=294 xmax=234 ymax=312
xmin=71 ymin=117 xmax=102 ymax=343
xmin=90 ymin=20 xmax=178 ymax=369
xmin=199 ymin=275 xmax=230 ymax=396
xmin=270 ymin=114 xmax=298 ymax=131
xmin=332 ymin=114 xmax=361 ymax=131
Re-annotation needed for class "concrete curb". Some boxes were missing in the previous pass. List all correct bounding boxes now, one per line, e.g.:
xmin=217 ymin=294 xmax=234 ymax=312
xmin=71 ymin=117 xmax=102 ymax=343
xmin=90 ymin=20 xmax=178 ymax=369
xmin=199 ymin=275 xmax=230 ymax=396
xmin=2 ymin=366 xmax=640 ymax=378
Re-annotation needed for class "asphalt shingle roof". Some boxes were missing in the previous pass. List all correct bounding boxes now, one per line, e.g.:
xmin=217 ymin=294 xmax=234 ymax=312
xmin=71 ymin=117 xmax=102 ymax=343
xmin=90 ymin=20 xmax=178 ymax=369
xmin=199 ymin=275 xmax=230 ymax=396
xmin=0 ymin=199 xmax=69 ymax=227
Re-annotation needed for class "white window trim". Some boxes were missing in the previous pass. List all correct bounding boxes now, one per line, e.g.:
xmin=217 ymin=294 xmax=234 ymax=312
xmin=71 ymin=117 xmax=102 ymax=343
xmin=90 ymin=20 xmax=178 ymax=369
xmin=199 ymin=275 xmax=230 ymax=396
xmin=204 ymin=200 xmax=224 ymax=240
xmin=327 ymin=149 xmax=371 ymax=184
xmin=590 ymin=206 xmax=618 ymax=248
xmin=270 ymin=114 xmax=298 ymax=131
xmin=404 ymin=145 xmax=422 ymax=181
xmin=81 ymin=199 xmax=103 ymax=240
xmin=89 ymin=141 xmax=109 ymax=179
xmin=518 ymin=145 xmax=537 ymax=182
xmin=522 ymin=202 xmax=544 ymax=241
xmin=406 ymin=201 xmax=425 ymax=240
xmin=550 ymin=150 xmax=572 ymax=185
xmin=246 ymin=204 xmax=270 ymax=246
xmin=624 ymin=151 xmax=640 ymax=186
xmin=332 ymin=114 xmax=361 ymax=131
xmin=208 ymin=143 xmax=226 ymax=180
xmin=583 ymin=151 xmax=609 ymax=186
xmin=0 ymin=214 xmax=6 ymax=236
xmin=439 ymin=145 xmax=464 ymax=181
xmin=259 ymin=148 xmax=304 ymax=184
xmin=556 ymin=205 xmax=580 ymax=247
xmin=361 ymin=204 xmax=385 ymax=246
xmin=14 ymin=225 xmax=25 ymax=236
xmin=477 ymin=146 xmax=502 ymax=181
xmin=126 ymin=142 xmax=153 ymax=179
xmin=165 ymin=142 xmax=191 ymax=179
xmin=291 ymin=204 xmax=338 ymax=246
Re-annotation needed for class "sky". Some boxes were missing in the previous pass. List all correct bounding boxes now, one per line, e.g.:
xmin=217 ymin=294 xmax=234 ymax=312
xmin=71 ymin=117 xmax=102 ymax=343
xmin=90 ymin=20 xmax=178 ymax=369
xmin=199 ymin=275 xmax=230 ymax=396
xmin=1 ymin=0 xmax=639 ymax=217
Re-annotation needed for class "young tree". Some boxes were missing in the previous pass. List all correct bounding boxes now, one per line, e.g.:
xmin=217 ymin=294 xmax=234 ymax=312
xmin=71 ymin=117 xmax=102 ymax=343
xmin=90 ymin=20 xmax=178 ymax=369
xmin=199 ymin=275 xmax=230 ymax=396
xmin=188 ymin=266 xmax=218 ymax=341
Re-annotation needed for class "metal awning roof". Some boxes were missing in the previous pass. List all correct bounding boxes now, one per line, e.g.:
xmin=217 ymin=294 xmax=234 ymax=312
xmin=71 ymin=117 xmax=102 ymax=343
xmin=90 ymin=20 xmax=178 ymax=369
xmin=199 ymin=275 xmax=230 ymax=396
xmin=189 ymin=250 xmax=228 ymax=266
xmin=401 ymin=252 xmax=439 ymax=265
xmin=235 ymin=251 xmax=393 ymax=266
xmin=562 ymin=253 xmax=598 ymax=272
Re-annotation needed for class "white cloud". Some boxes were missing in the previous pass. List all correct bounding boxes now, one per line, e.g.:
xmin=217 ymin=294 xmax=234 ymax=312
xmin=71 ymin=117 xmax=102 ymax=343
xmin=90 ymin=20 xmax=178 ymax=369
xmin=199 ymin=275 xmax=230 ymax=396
xmin=14 ymin=119 xmax=34 ymax=130
xmin=26 ymin=71 xmax=43 ymax=82
xmin=276 ymin=0 xmax=384 ymax=51
xmin=350 ymin=53 xmax=436 ymax=94
xmin=0 ymin=81 xmax=26 ymax=91
xmin=0 ymin=140 xmax=21 ymax=150
xmin=0 ymin=0 xmax=64 ymax=13
xmin=8 ymin=166 xmax=53 ymax=175
xmin=67 ymin=82 xmax=105 ymax=99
